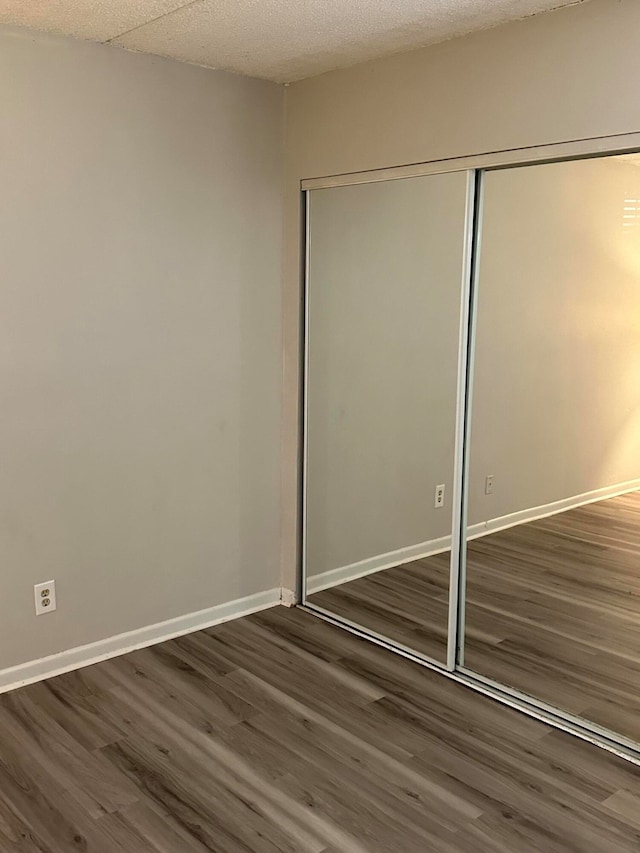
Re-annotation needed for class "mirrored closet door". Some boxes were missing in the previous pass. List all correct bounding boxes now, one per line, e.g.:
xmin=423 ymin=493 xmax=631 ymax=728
xmin=303 ymin=171 xmax=472 ymax=665
xmin=301 ymin=141 xmax=640 ymax=759
xmin=461 ymin=153 xmax=640 ymax=744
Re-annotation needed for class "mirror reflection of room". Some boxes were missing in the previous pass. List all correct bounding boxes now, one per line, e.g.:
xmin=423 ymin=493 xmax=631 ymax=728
xmin=463 ymin=153 xmax=640 ymax=742
xmin=304 ymin=172 xmax=470 ymax=663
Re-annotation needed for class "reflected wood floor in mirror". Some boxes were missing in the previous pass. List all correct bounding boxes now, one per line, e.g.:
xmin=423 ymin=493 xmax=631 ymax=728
xmin=464 ymin=490 xmax=640 ymax=743
xmin=2 ymin=605 xmax=640 ymax=850
xmin=308 ymin=551 xmax=451 ymax=663
xmin=309 ymin=491 xmax=640 ymax=745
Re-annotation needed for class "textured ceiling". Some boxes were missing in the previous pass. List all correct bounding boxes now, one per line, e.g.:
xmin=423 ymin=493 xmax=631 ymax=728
xmin=0 ymin=0 xmax=586 ymax=82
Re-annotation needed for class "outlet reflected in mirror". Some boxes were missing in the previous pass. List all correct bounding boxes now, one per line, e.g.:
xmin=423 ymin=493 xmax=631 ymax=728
xmin=303 ymin=171 xmax=472 ymax=664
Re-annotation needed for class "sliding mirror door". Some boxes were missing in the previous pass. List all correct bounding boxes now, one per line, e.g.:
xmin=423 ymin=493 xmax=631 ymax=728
xmin=303 ymin=172 xmax=471 ymax=664
xmin=462 ymin=154 xmax=640 ymax=741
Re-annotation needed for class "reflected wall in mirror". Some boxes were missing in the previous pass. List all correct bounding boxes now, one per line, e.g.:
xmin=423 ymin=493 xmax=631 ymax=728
xmin=304 ymin=172 xmax=470 ymax=663
xmin=464 ymin=154 xmax=640 ymax=740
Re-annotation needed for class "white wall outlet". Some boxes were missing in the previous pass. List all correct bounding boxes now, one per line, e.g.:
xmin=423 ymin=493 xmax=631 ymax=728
xmin=435 ymin=484 xmax=445 ymax=508
xmin=34 ymin=580 xmax=56 ymax=615
xmin=485 ymin=474 xmax=495 ymax=496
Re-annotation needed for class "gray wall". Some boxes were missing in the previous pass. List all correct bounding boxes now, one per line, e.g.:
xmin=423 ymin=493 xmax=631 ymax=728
xmin=282 ymin=0 xmax=640 ymax=592
xmin=305 ymin=175 xmax=468 ymax=576
xmin=0 ymin=26 xmax=283 ymax=669
xmin=304 ymin=156 xmax=640 ymax=572
xmin=468 ymin=155 xmax=640 ymax=524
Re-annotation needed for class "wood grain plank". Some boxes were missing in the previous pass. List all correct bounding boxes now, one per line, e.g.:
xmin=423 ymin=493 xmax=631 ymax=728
xmin=0 ymin=602 xmax=639 ymax=849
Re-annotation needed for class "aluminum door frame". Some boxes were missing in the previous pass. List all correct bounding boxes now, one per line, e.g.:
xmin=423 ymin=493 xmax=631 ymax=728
xmin=298 ymin=129 xmax=640 ymax=766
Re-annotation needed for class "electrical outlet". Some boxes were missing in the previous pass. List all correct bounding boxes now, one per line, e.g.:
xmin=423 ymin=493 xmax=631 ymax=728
xmin=435 ymin=484 xmax=445 ymax=508
xmin=34 ymin=580 xmax=56 ymax=616
xmin=485 ymin=474 xmax=494 ymax=495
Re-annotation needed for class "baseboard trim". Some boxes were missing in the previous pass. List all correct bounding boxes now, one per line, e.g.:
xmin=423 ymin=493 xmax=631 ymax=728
xmin=306 ymin=536 xmax=451 ymax=594
xmin=280 ymin=587 xmax=298 ymax=607
xmin=0 ymin=587 xmax=281 ymax=695
xmin=466 ymin=478 xmax=640 ymax=541
xmin=306 ymin=479 xmax=640 ymax=595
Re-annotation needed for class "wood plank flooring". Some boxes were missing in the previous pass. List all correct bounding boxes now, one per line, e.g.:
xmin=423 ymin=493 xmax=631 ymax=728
xmin=2 ymin=605 xmax=640 ymax=850
xmin=464 ymin=490 xmax=640 ymax=742
xmin=309 ymin=551 xmax=451 ymax=663
xmin=310 ymin=490 xmax=640 ymax=747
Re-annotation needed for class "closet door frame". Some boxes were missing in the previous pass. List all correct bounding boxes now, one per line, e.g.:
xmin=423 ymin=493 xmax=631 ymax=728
xmin=298 ymin=130 xmax=640 ymax=764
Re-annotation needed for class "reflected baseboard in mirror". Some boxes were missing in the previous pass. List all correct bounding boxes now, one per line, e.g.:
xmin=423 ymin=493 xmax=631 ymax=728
xmin=464 ymin=491 xmax=640 ymax=743
xmin=307 ymin=551 xmax=450 ymax=663
xmin=303 ymin=171 xmax=472 ymax=668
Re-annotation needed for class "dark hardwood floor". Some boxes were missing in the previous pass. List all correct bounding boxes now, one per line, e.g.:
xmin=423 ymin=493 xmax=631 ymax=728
xmin=2 ymin=604 xmax=640 ymax=850
xmin=308 ymin=551 xmax=451 ymax=663
xmin=310 ymin=490 xmax=640 ymax=749
xmin=464 ymin=490 xmax=640 ymax=743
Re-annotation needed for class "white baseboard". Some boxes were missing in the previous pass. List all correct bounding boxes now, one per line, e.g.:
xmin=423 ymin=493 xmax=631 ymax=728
xmin=10 ymin=477 xmax=638 ymax=694
xmin=466 ymin=478 xmax=640 ymax=541
xmin=306 ymin=535 xmax=451 ymax=594
xmin=307 ymin=479 xmax=640 ymax=595
xmin=0 ymin=587 xmax=281 ymax=695
xmin=280 ymin=587 xmax=298 ymax=607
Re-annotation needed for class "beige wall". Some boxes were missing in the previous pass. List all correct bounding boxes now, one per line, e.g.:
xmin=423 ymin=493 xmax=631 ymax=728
xmin=283 ymin=0 xmax=640 ymax=594
xmin=0 ymin=26 xmax=283 ymax=669
xmin=468 ymin=156 xmax=640 ymax=524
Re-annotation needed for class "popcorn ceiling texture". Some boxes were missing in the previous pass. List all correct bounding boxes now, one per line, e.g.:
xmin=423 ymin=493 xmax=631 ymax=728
xmin=0 ymin=0 xmax=190 ymax=44
xmin=0 ymin=0 xmax=586 ymax=81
